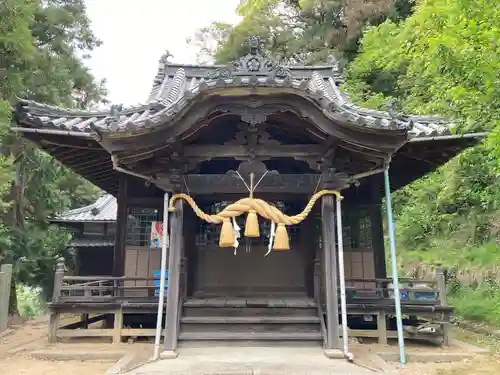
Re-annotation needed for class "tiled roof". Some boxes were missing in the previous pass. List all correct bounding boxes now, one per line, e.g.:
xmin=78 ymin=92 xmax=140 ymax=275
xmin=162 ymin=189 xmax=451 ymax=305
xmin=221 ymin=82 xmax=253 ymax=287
xmin=52 ymin=194 xmax=117 ymax=222
xmin=14 ymin=37 xmax=453 ymax=139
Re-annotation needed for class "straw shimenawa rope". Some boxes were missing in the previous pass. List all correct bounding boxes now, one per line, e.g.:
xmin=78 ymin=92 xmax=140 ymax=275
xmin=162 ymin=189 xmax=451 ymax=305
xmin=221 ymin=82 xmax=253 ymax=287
xmin=168 ymin=189 xmax=342 ymax=251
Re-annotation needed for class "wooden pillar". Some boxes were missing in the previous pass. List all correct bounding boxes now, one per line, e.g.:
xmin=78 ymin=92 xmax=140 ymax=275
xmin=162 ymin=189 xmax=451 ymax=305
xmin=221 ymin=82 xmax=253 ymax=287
xmin=183 ymin=208 xmax=196 ymax=297
xmin=322 ymin=195 xmax=340 ymax=350
xmin=48 ymin=258 xmax=65 ymax=343
xmin=377 ymin=311 xmax=388 ymax=345
xmin=370 ymin=178 xmax=387 ymax=278
xmin=163 ymin=197 xmax=183 ymax=355
xmin=300 ymin=201 xmax=316 ymax=298
xmin=112 ymin=175 xmax=128 ymax=277
xmin=113 ymin=308 xmax=123 ymax=344
xmin=371 ymin=204 xmax=387 ymax=278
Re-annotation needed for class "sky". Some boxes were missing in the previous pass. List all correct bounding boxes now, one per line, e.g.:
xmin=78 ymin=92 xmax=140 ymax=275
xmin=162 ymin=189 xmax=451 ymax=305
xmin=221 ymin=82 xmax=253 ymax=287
xmin=84 ymin=0 xmax=241 ymax=106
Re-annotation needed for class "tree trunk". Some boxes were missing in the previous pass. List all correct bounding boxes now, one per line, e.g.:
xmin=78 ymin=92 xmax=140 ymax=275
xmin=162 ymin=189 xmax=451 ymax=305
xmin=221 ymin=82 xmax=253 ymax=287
xmin=9 ymin=278 xmax=18 ymax=316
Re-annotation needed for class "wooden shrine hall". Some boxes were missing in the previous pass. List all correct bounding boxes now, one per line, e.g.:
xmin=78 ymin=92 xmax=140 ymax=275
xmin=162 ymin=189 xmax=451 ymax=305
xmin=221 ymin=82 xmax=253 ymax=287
xmin=12 ymin=36 xmax=485 ymax=356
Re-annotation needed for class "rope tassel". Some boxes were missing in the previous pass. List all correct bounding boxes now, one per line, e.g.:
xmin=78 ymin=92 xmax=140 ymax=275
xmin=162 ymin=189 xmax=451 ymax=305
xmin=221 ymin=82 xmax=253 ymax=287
xmin=219 ymin=218 xmax=235 ymax=248
xmin=273 ymin=223 xmax=290 ymax=250
xmin=244 ymin=210 xmax=260 ymax=237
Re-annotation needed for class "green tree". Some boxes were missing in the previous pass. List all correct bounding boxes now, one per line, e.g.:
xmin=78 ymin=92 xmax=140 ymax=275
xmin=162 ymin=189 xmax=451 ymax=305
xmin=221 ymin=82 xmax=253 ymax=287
xmin=0 ymin=0 xmax=105 ymax=311
xmin=345 ymin=0 xmax=499 ymax=263
xmin=189 ymin=0 xmax=416 ymax=64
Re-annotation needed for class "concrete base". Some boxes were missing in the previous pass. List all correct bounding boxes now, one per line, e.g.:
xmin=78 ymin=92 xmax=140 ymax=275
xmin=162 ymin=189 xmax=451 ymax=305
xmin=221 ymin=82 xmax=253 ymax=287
xmin=127 ymin=346 xmax=372 ymax=375
xmin=105 ymin=353 xmax=137 ymax=375
xmin=29 ymin=349 xmax=124 ymax=361
xmin=324 ymin=348 xmax=344 ymax=359
xmin=160 ymin=350 xmax=179 ymax=359
xmin=378 ymin=352 xmax=475 ymax=363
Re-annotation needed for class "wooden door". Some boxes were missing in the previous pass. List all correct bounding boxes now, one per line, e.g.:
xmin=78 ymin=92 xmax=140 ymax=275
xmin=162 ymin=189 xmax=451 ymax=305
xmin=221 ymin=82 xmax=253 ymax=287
xmin=195 ymin=244 xmax=307 ymax=296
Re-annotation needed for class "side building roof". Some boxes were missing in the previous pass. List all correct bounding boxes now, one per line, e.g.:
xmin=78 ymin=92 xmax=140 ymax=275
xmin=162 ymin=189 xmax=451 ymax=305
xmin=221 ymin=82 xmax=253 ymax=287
xmin=51 ymin=194 xmax=117 ymax=223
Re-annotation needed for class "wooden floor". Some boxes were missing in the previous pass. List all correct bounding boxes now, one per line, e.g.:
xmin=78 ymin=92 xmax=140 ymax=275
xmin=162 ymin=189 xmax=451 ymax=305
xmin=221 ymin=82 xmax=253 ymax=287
xmin=184 ymin=297 xmax=317 ymax=308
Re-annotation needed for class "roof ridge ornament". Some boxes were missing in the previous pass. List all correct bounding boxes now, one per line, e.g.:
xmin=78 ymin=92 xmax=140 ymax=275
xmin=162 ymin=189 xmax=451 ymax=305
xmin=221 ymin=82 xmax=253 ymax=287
xmin=206 ymin=36 xmax=292 ymax=80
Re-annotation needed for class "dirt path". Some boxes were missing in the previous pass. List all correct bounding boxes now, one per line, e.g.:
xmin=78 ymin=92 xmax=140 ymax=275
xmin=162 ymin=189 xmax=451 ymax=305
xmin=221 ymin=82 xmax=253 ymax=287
xmin=1 ymin=318 xmax=499 ymax=375
xmin=399 ymin=355 xmax=500 ymax=375
xmin=397 ymin=328 xmax=500 ymax=375
xmin=0 ymin=317 xmax=112 ymax=375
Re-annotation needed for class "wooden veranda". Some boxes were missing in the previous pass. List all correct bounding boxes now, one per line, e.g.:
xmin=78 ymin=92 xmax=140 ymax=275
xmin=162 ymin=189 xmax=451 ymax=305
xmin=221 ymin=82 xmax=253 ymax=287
xmin=49 ymin=257 xmax=452 ymax=346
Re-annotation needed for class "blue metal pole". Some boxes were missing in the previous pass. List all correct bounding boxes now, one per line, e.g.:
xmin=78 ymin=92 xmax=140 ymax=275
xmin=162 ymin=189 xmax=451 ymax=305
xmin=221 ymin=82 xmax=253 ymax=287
xmin=384 ymin=167 xmax=406 ymax=366
xmin=153 ymin=193 xmax=169 ymax=360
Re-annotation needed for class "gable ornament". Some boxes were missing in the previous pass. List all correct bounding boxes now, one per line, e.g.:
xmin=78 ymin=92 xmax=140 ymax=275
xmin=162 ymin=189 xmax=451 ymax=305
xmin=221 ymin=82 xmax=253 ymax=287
xmin=206 ymin=36 xmax=292 ymax=80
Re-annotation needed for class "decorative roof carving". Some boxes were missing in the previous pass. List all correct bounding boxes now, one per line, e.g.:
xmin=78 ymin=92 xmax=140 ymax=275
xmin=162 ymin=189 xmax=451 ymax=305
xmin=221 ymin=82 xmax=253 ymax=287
xmin=206 ymin=36 xmax=293 ymax=80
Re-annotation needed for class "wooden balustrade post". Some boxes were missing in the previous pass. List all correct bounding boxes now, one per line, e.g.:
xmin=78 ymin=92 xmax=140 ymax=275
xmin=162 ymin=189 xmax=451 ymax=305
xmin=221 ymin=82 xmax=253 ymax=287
xmin=436 ymin=265 xmax=450 ymax=346
xmin=113 ymin=307 xmax=123 ymax=344
xmin=52 ymin=258 xmax=65 ymax=303
xmin=48 ymin=258 xmax=65 ymax=343
xmin=436 ymin=265 xmax=447 ymax=306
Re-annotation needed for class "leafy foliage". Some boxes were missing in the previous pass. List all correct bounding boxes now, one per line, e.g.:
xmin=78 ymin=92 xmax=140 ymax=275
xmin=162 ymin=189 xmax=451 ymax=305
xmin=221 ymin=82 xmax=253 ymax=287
xmin=345 ymin=0 xmax=500 ymax=323
xmin=345 ymin=0 xmax=499 ymax=249
xmin=189 ymin=0 xmax=416 ymax=64
xmin=0 ymin=0 xmax=105 ymax=311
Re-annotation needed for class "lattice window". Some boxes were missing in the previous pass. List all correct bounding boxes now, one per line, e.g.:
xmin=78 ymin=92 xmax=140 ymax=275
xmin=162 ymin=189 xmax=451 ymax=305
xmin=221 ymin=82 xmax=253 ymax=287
xmin=314 ymin=206 xmax=373 ymax=251
xmin=126 ymin=207 xmax=163 ymax=246
xmin=357 ymin=212 xmax=373 ymax=249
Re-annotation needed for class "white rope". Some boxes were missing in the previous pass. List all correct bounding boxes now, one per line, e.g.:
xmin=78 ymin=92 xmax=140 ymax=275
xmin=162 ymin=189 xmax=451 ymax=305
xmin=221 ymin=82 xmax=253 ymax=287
xmin=182 ymin=176 xmax=191 ymax=196
xmin=235 ymin=171 xmax=252 ymax=192
xmin=313 ymin=174 xmax=322 ymax=194
xmin=254 ymin=170 xmax=269 ymax=191
xmin=265 ymin=221 xmax=276 ymax=257
xmin=232 ymin=217 xmax=241 ymax=255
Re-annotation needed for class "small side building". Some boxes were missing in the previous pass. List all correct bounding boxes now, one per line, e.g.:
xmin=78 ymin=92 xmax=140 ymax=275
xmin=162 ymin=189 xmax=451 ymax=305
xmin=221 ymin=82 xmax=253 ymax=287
xmin=50 ymin=195 xmax=117 ymax=277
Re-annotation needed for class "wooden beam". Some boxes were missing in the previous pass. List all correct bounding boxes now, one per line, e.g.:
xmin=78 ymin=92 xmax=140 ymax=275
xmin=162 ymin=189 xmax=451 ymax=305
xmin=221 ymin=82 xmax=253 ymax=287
xmin=112 ymin=174 xmax=128 ymax=277
xmin=155 ymin=174 xmax=341 ymax=194
xmin=182 ymin=144 xmax=323 ymax=159
xmin=322 ymin=195 xmax=340 ymax=349
xmin=163 ymin=199 xmax=183 ymax=353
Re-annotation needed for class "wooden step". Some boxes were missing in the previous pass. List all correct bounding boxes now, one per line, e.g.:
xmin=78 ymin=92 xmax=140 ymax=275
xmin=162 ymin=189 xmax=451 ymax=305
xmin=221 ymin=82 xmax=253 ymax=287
xmin=181 ymin=323 xmax=320 ymax=334
xmin=181 ymin=316 xmax=320 ymax=324
xmin=183 ymin=307 xmax=318 ymax=317
xmin=184 ymin=298 xmax=316 ymax=308
xmin=178 ymin=331 xmax=323 ymax=341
